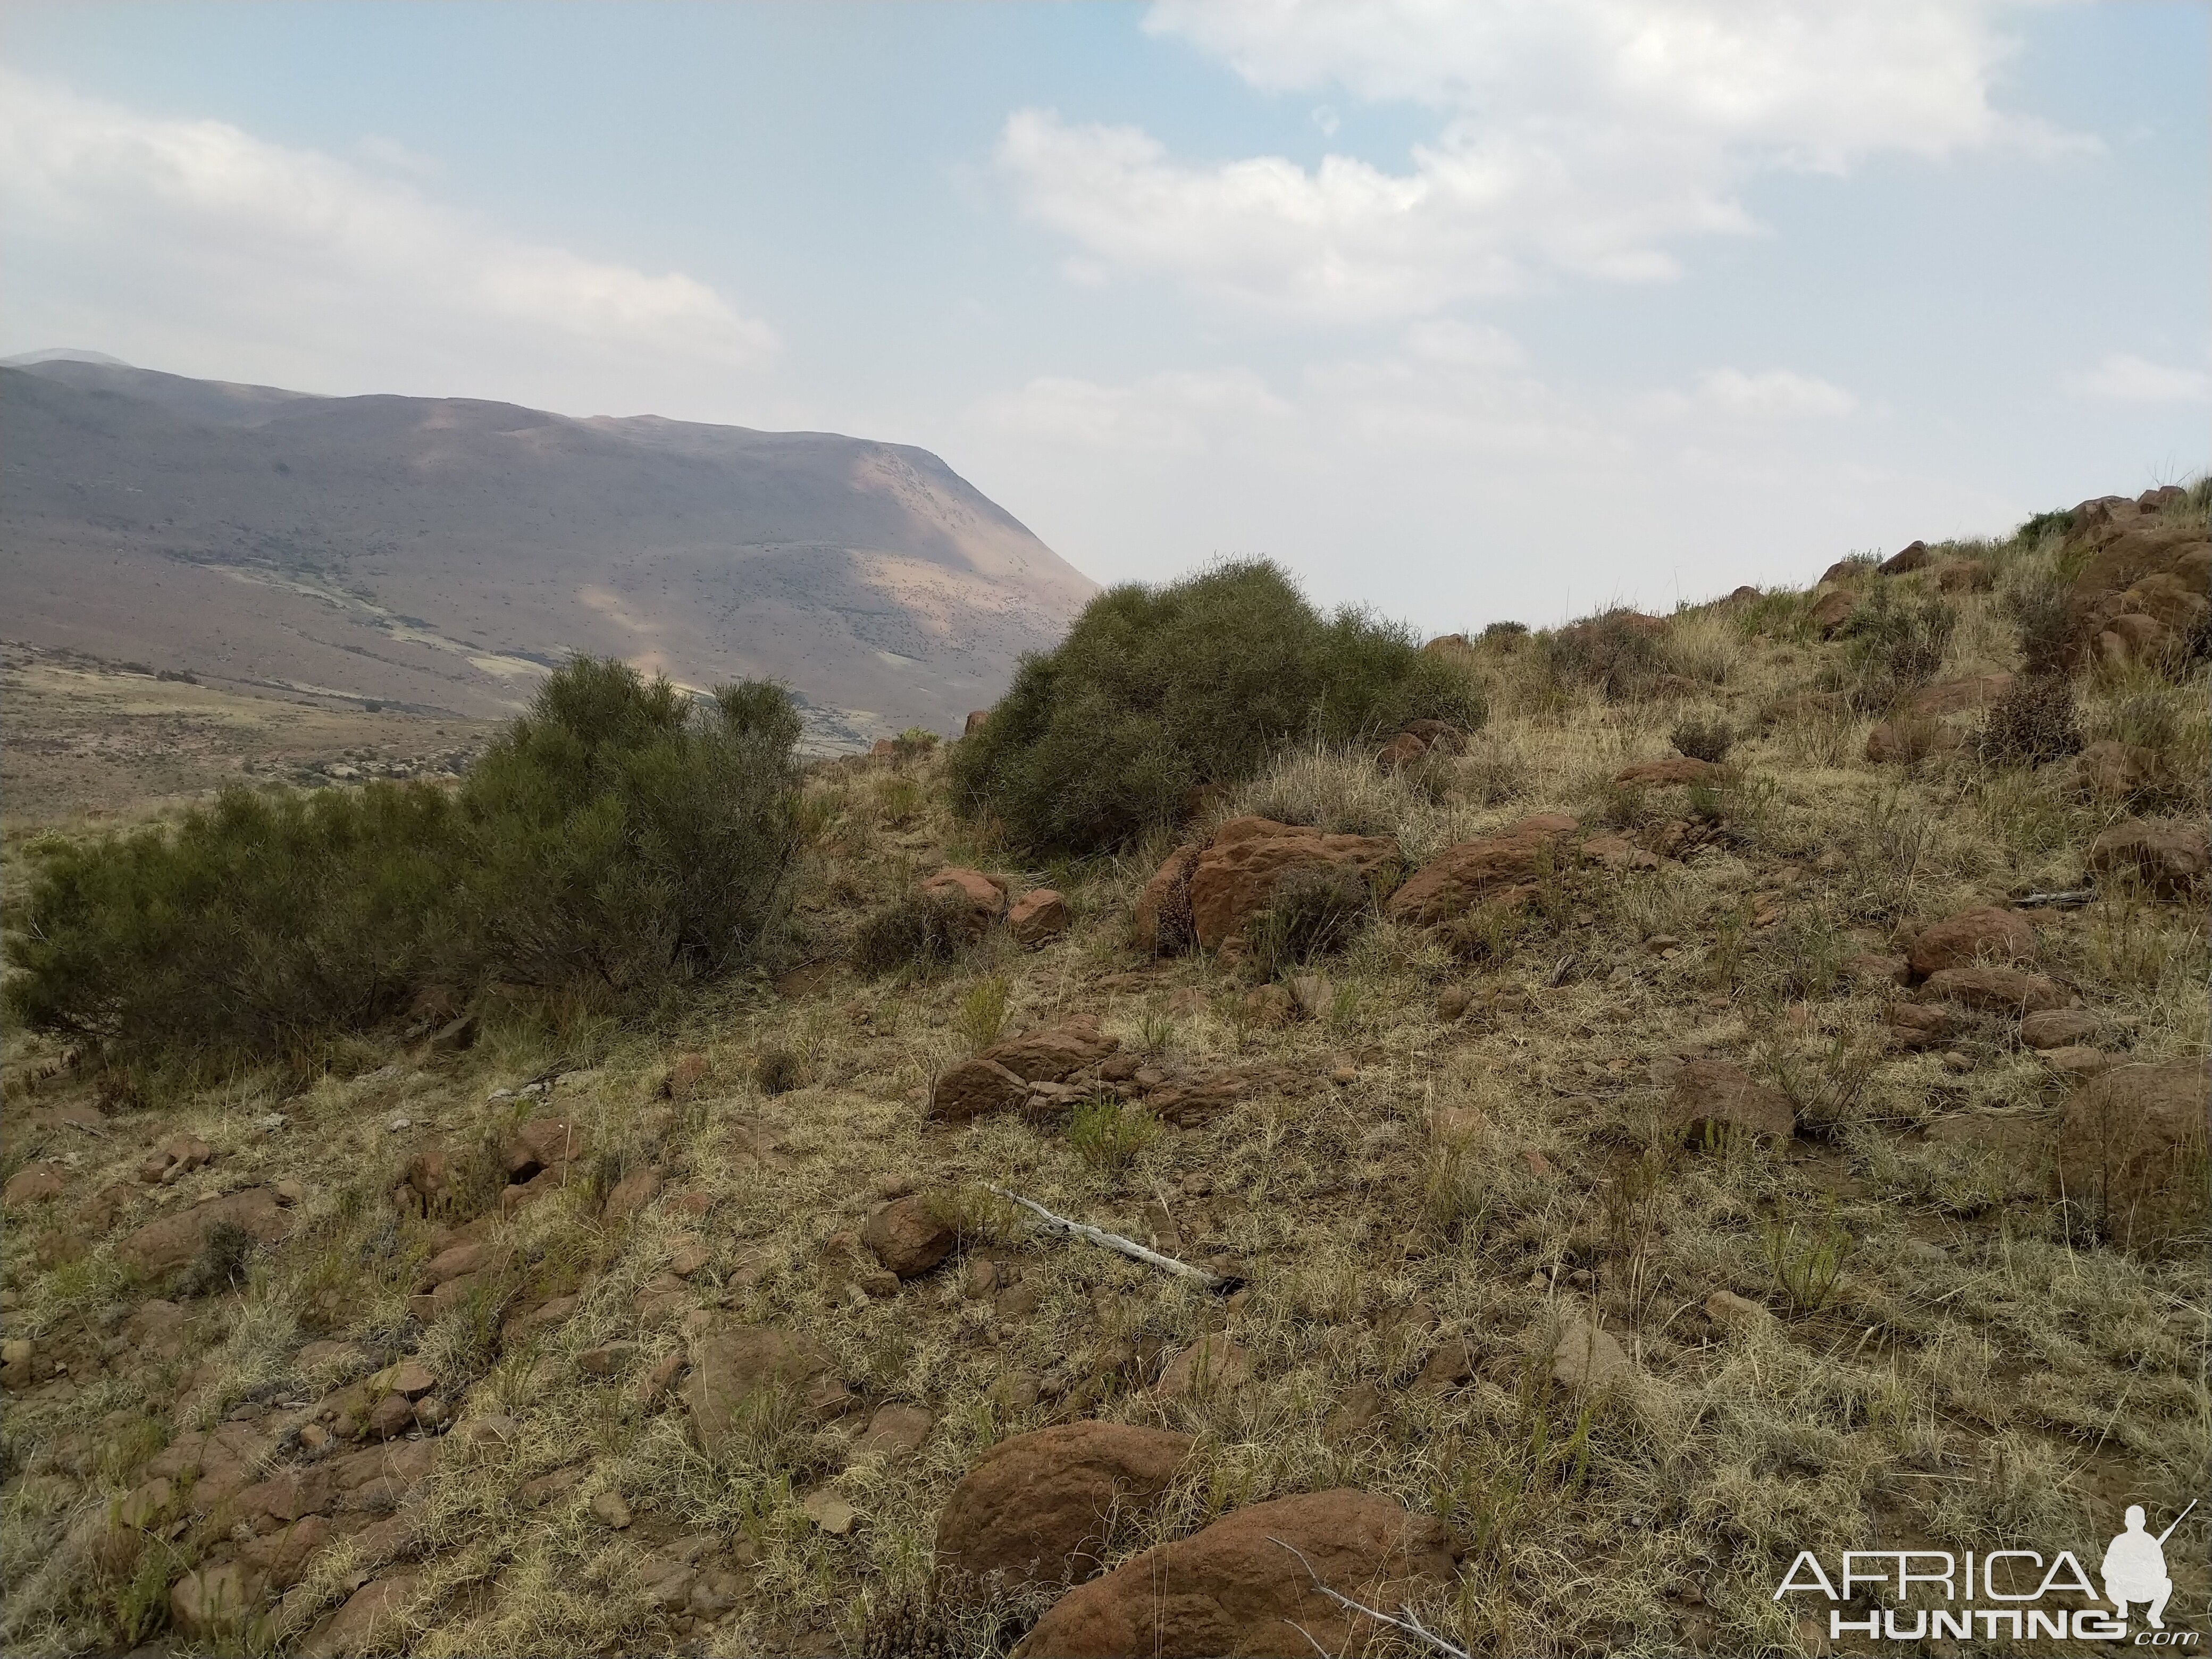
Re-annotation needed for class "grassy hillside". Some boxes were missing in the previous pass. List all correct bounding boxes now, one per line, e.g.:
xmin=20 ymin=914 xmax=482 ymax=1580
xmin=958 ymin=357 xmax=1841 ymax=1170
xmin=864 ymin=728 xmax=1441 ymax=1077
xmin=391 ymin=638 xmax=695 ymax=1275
xmin=2 ymin=490 xmax=2205 ymax=1658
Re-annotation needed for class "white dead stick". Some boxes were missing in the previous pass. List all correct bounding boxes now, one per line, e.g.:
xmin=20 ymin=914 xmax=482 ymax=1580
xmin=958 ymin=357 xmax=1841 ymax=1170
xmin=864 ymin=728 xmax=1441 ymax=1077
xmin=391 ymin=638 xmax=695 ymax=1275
xmin=1270 ymin=1537 xmax=1472 ymax=1659
xmin=984 ymin=1185 xmax=1242 ymax=1294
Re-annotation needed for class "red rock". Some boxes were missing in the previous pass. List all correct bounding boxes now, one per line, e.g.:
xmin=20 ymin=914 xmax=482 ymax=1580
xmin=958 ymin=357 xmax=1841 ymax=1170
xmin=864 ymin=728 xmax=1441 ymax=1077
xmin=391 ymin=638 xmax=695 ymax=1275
xmin=919 ymin=866 xmax=1008 ymax=935
xmin=140 ymin=1132 xmax=212 ymax=1184
xmin=1377 ymin=731 xmax=1428 ymax=768
xmin=235 ymin=1465 xmax=337 ymax=1527
xmin=854 ymin=1402 xmax=934 ymax=1459
xmin=1887 ymin=1004 xmax=1963 ymax=1051
xmin=304 ymin=1572 xmax=418 ymax=1658
xmin=171 ymin=1563 xmax=256 ymax=1644
xmin=965 ymin=709 xmax=990 ymax=736
xmin=1809 ymin=589 xmax=1858 ymax=636
xmin=1143 ymin=1065 xmax=1305 ymax=1127
xmin=503 ymin=1119 xmax=584 ymax=1179
xmin=2072 ymin=741 xmax=2161 ymax=801
xmin=928 ymin=1057 xmax=1030 ymax=1123
xmin=2088 ymin=819 xmax=2209 ymax=898
xmin=1184 ymin=817 xmax=1400 ymax=953
xmin=682 ymin=1328 xmax=848 ymax=1457
xmin=1907 ymin=906 xmax=2035 ymax=978
xmin=1865 ymin=715 xmax=1962 ymax=765
xmin=1666 ymin=1059 xmax=1794 ymax=1144
xmin=416 ymin=1241 xmax=496 ymax=1291
xmin=1012 ymin=1489 xmax=1457 ymax=1659
xmin=1921 ymin=967 xmax=2067 ymax=1014
xmin=861 ymin=1194 xmax=957 ymax=1279
xmin=1936 ymin=559 xmax=1995 ymax=593
xmin=1384 ymin=814 xmax=1580 ymax=927
xmin=601 ymin=1166 xmax=662 ymax=1226
xmin=2019 ymin=1009 xmax=2099 ymax=1050
xmin=983 ymin=1015 xmax=1119 ymax=1083
xmin=1910 ymin=673 xmax=2014 ymax=717
xmin=118 ymin=1187 xmax=294 ymax=1273
xmin=936 ymin=1421 xmax=1193 ymax=1591
xmin=1008 ymin=888 xmax=1070 ymax=946
xmin=241 ymin=1512 xmax=331 ymax=1591
xmin=2057 ymin=1060 xmax=2207 ymax=1251
xmin=1157 ymin=1335 xmax=1249 ymax=1398
xmin=3 ymin=1166 xmax=65 ymax=1205
xmin=1878 ymin=540 xmax=1931 ymax=574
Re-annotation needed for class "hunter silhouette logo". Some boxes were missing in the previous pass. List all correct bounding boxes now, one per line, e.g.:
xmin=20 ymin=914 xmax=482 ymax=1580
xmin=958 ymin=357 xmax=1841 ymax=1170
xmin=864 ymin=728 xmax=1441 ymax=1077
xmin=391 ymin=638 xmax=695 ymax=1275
xmin=2105 ymin=1501 xmax=2193 ymax=1631
xmin=1774 ymin=1499 xmax=2202 ymax=1644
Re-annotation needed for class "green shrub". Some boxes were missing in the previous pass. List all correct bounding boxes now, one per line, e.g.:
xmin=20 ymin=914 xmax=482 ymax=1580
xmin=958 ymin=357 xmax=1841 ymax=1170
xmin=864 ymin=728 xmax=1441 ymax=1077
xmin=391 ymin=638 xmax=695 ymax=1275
xmin=1243 ymin=864 xmax=1375 ymax=983
xmin=1067 ymin=1095 xmax=1159 ymax=1177
xmin=2016 ymin=508 xmax=2074 ymax=544
xmin=1841 ymin=586 xmax=1957 ymax=710
xmin=5 ymin=659 xmax=805 ymax=1060
xmin=1668 ymin=716 xmax=1733 ymax=764
xmin=849 ymin=891 xmax=973 ymax=977
xmin=946 ymin=560 xmax=1482 ymax=855
xmin=1541 ymin=609 xmax=1664 ymax=701
xmin=1974 ymin=675 xmax=2083 ymax=767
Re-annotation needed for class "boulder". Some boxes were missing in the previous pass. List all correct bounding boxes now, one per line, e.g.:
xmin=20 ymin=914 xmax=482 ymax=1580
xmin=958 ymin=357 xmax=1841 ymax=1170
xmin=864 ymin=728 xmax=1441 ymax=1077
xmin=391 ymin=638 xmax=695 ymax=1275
xmin=1907 ymin=906 xmax=2035 ymax=978
xmin=1384 ymin=814 xmax=1581 ymax=927
xmin=1008 ymin=888 xmax=1070 ymax=946
xmin=1864 ymin=714 xmax=1962 ymax=765
xmin=1011 ymin=1489 xmax=1456 ymax=1659
xmin=2019 ymin=1009 xmax=2099 ymax=1050
xmin=601 ymin=1166 xmax=661 ymax=1226
xmin=2071 ymin=741 xmax=2161 ymax=802
xmin=141 ymin=1132 xmax=213 ymax=1184
xmin=503 ymin=1120 xmax=585 ymax=1181
xmin=920 ymin=867 xmax=1009 ymax=935
xmin=683 ymin=1328 xmax=849 ymax=1456
xmin=1143 ymin=1065 xmax=1305 ymax=1128
xmin=1377 ymin=731 xmax=1428 ymax=768
xmin=1705 ymin=1289 xmax=1767 ymax=1328
xmin=2088 ymin=819 xmax=2209 ymax=898
xmin=1921 ymin=967 xmax=2067 ymax=1015
xmin=304 ymin=1572 xmax=418 ymax=1658
xmin=1157 ymin=1335 xmax=1250 ymax=1398
xmin=1241 ymin=985 xmax=1295 ymax=1027
xmin=3 ymin=1166 xmax=65 ymax=1205
xmin=2056 ymin=1060 xmax=2208 ymax=1250
xmin=861 ymin=1194 xmax=957 ymax=1279
xmin=854 ymin=1403 xmax=934 ymax=1460
xmin=1183 ymin=818 xmax=1400 ymax=953
xmin=171 ymin=1563 xmax=256 ymax=1644
xmin=869 ymin=738 xmax=897 ymax=759
xmin=1613 ymin=757 xmax=1732 ymax=787
xmin=928 ymin=1058 xmax=1030 ymax=1123
xmin=983 ymin=1015 xmax=1120 ymax=1083
xmin=1808 ymin=590 xmax=1858 ymax=636
xmin=1878 ymin=540 xmax=1931 ymax=575
xmin=1909 ymin=673 xmax=2014 ymax=717
xmin=118 ymin=1187 xmax=294 ymax=1273
xmin=936 ymin=1421 xmax=1193 ymax=1592
xmin=1665 ymin=1059 xmax=1794 ymax=1144
xmin=964 ymin=710 xmax=990 ymax=736
xmin=1549 ymin=1310 xmax=1631 ymax=1392
xmin=240 ymin=1513 xmax=331 ymax=1592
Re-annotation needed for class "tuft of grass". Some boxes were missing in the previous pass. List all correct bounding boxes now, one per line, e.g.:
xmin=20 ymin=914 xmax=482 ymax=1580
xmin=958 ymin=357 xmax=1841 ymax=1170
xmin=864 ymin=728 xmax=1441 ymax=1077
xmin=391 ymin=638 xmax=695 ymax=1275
xmin=1067 ymin=1095 xmax=1159 ymax=1178
xmin=849 ymin=891 xmax=971 ymax=978
xmin=1243 ymin=863 xmax=1373 ymax=983
xmin=1762 ymin=1205 xmax=1851 ymax=1313
xmin=952 ymin=975 xmax=1011 ymax=1052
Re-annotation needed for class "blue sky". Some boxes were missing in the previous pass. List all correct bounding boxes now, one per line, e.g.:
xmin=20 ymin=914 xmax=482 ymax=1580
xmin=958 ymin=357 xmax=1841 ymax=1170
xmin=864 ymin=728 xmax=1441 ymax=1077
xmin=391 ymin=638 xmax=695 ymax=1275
xmin=2 ymin=1 xmax=2205 ymax=629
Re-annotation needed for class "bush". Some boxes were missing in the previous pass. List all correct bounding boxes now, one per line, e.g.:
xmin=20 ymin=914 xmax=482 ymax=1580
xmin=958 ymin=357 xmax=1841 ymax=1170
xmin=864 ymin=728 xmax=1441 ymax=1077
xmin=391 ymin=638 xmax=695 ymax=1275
xmin=1243 ymin=864 xmax=1375 ymax=983
xmin=2005 ymin=568 xmax=2075 ymax=676
xmin=5 ymin=659 xmax=806 ymax=1060
xmin=1841 ymin=586 xmax=1957 ymax=710
xmin=945 ymin=560 xmax=1483 ymax=855
xmin=1543 ymin=609 xmax=1663 ymax=701
xmin=1975 ymin=675 xmax=2083 ymax=767
xmin=849 ymin=891 xmax=973 ymax=977
xmin=1669 ymin=717 xmax=1733 ymax=764
xmin=755 ymin=1044 xmax=807 ymax=1095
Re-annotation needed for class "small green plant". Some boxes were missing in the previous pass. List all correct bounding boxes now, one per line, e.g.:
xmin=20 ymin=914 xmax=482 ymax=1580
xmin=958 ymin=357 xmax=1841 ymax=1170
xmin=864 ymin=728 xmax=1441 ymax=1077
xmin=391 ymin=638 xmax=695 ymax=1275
xmin=1137 ymin=1010 xmax=1177 ymax=1054
xmin=953 ymin=975 xmax=1011 ymax=1052
xmin=1067 ymin=1095 xmax=1158 ymax=1177
xmin=1762 ymin=1205 xmax=1852 ymax=1312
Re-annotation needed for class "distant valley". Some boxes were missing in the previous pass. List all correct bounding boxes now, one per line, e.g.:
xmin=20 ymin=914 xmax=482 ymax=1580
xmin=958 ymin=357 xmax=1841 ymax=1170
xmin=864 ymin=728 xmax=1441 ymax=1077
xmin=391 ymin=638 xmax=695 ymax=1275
xmin=0 ymin=355 xmax=1096 ymax=749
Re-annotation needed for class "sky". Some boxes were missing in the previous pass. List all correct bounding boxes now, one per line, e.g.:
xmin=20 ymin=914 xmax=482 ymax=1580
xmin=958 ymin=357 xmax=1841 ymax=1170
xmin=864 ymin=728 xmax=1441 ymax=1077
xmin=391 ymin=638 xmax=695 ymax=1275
xmin=2 ymin=1 xmax=2205 ymax=632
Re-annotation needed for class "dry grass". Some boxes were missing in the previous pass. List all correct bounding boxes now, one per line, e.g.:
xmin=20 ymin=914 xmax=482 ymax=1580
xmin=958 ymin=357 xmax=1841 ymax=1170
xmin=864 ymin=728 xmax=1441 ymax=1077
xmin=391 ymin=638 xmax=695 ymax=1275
xmin=4 ymin=502 xmax=2208 ymax=1658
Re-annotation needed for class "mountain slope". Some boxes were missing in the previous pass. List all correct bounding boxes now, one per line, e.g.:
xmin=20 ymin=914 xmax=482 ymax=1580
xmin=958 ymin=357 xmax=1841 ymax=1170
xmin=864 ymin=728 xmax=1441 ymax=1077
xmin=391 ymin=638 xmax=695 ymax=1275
xmin=0 ymin=359 xmax=1095 ymax=745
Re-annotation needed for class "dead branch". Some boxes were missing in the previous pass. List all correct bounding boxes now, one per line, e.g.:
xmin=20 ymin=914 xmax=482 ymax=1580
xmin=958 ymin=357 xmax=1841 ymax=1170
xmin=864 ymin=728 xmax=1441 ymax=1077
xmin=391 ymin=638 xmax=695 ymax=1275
xmin=1269 ymin=1536 xmax=1472 ymax=1659
xmin=984 ymin=1185 xmax=1242 ymax=1293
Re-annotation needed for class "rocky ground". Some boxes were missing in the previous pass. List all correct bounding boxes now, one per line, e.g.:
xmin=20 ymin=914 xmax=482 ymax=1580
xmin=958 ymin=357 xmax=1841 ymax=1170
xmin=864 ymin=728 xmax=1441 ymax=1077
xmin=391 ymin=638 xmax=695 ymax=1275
xmin=1 ymin=489 xmax=2206 ymax=1657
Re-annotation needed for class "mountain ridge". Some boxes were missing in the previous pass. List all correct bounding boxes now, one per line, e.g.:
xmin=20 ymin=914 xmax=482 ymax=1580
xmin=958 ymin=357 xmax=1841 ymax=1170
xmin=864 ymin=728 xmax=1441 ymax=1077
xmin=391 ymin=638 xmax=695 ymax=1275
xmin=0 ymin=357 xmax=1095 ymax=748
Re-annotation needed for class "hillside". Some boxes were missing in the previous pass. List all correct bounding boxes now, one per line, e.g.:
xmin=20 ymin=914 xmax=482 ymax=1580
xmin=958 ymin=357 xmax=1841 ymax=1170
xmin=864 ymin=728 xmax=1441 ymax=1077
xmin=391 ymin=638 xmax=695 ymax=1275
xmin=0 ymin=485 xmax=2206 ymax=1658
xmin=0 ymin=357 xmax=1095 ymax=749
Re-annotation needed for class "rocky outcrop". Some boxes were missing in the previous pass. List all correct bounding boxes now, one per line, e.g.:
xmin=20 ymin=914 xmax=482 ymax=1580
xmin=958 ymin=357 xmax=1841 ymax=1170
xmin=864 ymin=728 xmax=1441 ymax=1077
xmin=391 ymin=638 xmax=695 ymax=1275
xmin=929 ymin=1017 xmax=1122 ymax=1124
xmin=1011 ymin=1489 xmax=1457 ymax=1659
xmin=919 ymin=867 xmax=1009 ymax=935
xmin=1878 ymin=540 xmax=1931 ymax=575
xmin=935 ymin=1422 xmax=1193 ymax=1592
xmin=1180 ymin=818 xmax=1399 ymax=954
xmin=2055 ymin=492 xmax=2209 ymax=668
xmin=118 ymin=1187 xmax=294 ymax=1274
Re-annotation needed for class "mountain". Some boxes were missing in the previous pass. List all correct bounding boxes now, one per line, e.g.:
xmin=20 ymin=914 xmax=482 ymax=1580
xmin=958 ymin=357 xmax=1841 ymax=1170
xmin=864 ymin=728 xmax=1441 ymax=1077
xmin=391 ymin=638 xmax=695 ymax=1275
xmin=0 ymin=358 xmax=1095 ymax=747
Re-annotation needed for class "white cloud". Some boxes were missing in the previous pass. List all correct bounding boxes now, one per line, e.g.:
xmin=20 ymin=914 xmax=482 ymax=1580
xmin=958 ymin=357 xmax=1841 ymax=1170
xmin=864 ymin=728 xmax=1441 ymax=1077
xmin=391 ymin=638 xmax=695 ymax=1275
xmin=2071 ymin=353 xmax=2212 ymax=405
xmin=1643 ymin=366 xmax=1858 ymax=421
xmin=0 ymin=71 xmax=776 ymax=411
xmin=1002 ymin=2 xmax=2069 ymax=322
xmin=979 ymin=367 xmax=1289 ymax=453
